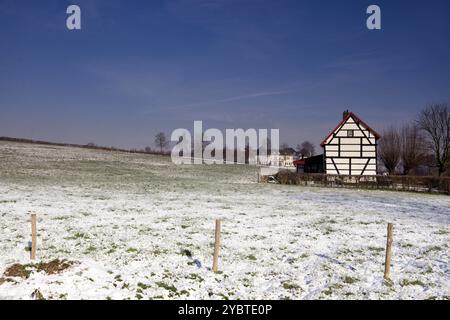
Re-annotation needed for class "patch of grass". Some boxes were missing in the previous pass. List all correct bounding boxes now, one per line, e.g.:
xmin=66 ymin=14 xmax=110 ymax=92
xmin=180 ymin=249 xmax=192 ymax=257
xmin=188 ymin=274 xmax=204 ymax=282
xmin=156 ymin=281 xmax=177 ymax=293
xmin=400 ymin=279 xmax=425 ymax=287
xmin=368 ymin=246 xmax=384 ymax=253
xmin=343 ymin=276 xmax=359 ymax=284
xmin=422 ymin=266 xmax=433 ymax=274
xmin=241 ymin=278 xmax=251 ymax=287
xmin=331 ymin=283 xmax=344 ymax=290
xmin=424 ymin=246 xmax=442 ymax=254
xmin=0 ymin=199 xmax=17 ymax=204
xmin=282 ymin=282 xmax=301 ymax=290
xmin=179 ymin=290 xmax=190 ymax=297
xmin=322 ymin=283 xmax=344 ymax=296
xmin=84 ymin=245 xmax=97 ymax=254
xmin=152 ymin=248 xmax=168 ymax=256
xmin=53 ymin=216 xmax=70 ymax=221
xmin=65 ymin=232 xmax=89 ymax=240
xmin=137 ymin=282 xmax=150 ymax=290
xmin=434 ymin=229 xmax=449 ymax=235
xmin=246 ymin=254 xmax=257 ymax=261
xmin=126 ymin=247 xmax=139 ymax=253
xmin=344 ymin=292 xmax=354 ymax=297
xmin=218 ymin=293 xmax=229 ymax=300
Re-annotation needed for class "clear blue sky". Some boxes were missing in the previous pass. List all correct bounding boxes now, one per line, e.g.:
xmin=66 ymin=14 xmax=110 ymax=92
xmin=1 ymin=0 xmax=449 ymax=149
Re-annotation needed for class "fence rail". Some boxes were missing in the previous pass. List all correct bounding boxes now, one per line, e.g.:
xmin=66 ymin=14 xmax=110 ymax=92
xmin=260 ymin=170 xmax=450 ymax=195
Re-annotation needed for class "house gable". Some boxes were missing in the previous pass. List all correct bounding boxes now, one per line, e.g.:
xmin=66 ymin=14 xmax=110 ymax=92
xmin=321 ymin=112 xmax=380 ymax=176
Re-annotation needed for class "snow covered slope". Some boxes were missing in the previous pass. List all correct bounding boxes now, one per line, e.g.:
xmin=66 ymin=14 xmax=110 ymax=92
xmin=0 ymin=141 xmax=449 ymax=300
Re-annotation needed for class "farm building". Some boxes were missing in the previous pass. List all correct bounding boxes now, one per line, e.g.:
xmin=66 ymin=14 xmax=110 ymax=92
xmin=293 ymin=155 xmax=324 ymax=174
xmin=320 ymin=111 xmax=380 ymax=176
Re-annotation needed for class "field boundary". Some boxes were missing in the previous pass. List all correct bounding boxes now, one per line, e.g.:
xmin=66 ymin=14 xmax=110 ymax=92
xmin=0 ymin=136 xmax=170 ymax=156
xmin=260 ymin=170 xmax=450 ymax=195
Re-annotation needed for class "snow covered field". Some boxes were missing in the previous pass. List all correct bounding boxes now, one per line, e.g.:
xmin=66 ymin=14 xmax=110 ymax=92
xmin=0 ymin=141 xmax=449 ymax=300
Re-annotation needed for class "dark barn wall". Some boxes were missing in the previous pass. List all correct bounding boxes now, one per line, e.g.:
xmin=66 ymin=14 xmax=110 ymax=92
xmin=304 ymin=154 xmax=324 ymax=173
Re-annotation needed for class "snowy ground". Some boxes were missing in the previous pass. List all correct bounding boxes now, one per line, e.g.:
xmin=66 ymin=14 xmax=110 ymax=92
xmin=0 ymin=141 xmax=449 ymax=300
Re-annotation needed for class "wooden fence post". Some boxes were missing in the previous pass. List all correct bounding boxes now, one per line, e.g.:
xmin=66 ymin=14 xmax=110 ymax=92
xmin=212 ymin=219 xmax=221 ymax=273
xmin=384 ymin=223 xmax=394 ymax=281
xmin=31 ymin=213 xmax=37 ymax=260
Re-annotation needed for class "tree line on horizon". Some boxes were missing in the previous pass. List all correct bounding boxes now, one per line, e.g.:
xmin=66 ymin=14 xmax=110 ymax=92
xmin=151 ymin=130 xmax=316 ymax=164
xmin=378 ymin=103 xmax=450 ymax=177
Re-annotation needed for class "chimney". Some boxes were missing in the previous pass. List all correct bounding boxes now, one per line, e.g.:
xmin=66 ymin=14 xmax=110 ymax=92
xmin=343 ymin=109 xmax=350 ymax=120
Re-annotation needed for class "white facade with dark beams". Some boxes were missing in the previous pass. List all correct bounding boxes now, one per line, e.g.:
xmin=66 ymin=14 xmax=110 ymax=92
xmin=321 ymin=111 xmax=381 ymax=176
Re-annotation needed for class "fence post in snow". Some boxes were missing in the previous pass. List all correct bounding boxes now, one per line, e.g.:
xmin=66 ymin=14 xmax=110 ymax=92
xmin=384 ymin=223 xmax=394 ymax=281
xmin=31 ymin=213 xmax=37 ymax=260
xmin=212 ymin=219 xmax=221 ymax=273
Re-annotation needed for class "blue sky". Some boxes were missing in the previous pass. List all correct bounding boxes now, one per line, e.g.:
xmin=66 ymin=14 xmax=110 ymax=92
xmin=1 ymin=0 xmax=449 ymax=149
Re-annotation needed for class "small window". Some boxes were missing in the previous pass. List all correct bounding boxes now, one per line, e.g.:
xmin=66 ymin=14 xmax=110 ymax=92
xmin=347 ymin=130 xmax=354 ymax=137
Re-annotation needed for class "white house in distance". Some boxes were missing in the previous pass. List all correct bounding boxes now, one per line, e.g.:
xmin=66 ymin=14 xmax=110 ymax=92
xmin=256 ymin=148 xmax=297 ymax=169
xmin=320 ymin=111 xmax=380 ymax=176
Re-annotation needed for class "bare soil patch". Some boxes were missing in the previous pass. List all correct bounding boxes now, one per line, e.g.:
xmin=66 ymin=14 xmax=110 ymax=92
xmin=0 ymin=259 xmax=78 ymax=283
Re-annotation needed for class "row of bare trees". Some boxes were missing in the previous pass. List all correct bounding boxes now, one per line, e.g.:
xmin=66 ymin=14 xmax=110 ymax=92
xmin=378 ymin=103 xmax=450 ymax=176
xmin=154 ymin=132 xmax=318 ymax=161
xmin=279 ymin=141 xmax=316 ymax=158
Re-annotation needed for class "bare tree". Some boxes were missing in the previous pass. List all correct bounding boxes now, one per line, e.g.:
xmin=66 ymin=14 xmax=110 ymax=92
xmin=297 ymin=141 xmax=315 ymax=158
xmin=154 ymin=132 xmax=169 ymax=153
xmin=416 ymin=103 xmax=450 ymax=176
xmin=378 ymin=127 xmax=401 ymax=175
xmin=400 ymin=124 xmax=426 ymax=175
xmin=144 ymin=146 xmax=152 ymax=153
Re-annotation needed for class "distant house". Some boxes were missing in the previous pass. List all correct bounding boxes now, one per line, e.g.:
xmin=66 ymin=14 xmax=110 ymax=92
xmin=256 ymin=147 xmax=297 ymax=169
xmin=278 ymin=147 xmax=297 ymax=168
xmin=320 ymin=111 xmax=380 ymax=176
